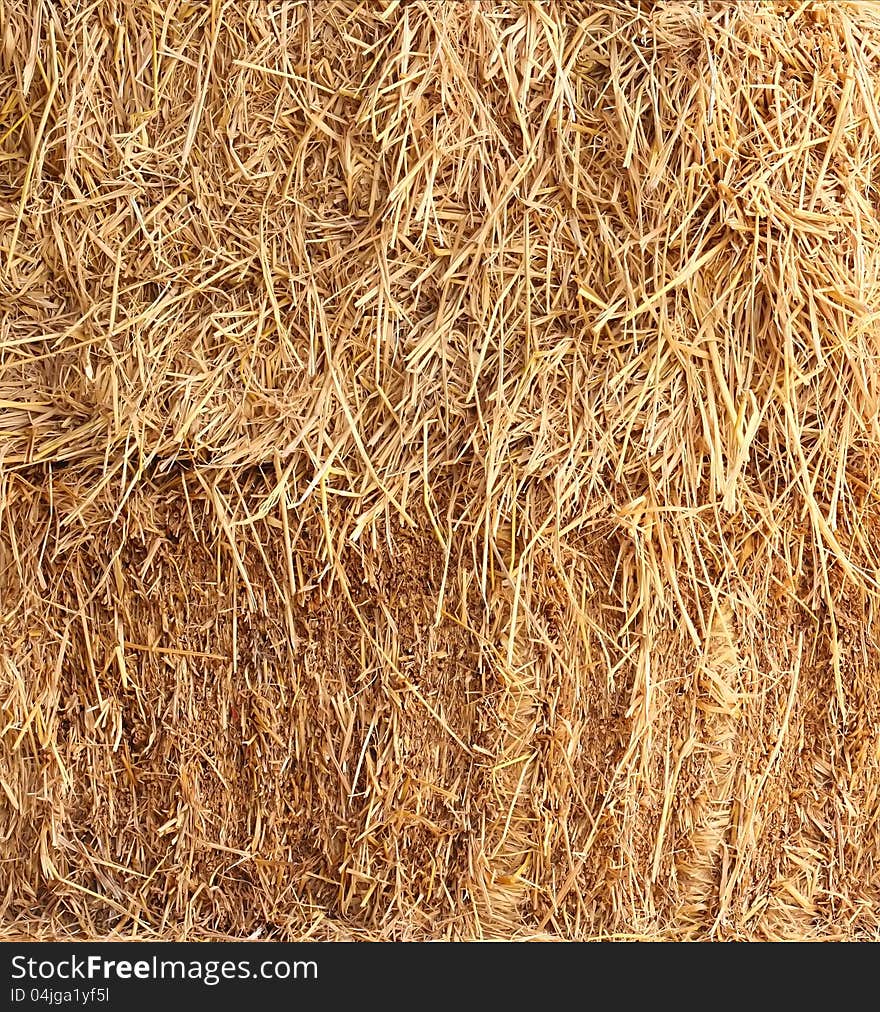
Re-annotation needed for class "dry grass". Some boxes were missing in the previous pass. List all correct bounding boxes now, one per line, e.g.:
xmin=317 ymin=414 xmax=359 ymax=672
xmin=2 ymin=0 xmax=880 ymax=940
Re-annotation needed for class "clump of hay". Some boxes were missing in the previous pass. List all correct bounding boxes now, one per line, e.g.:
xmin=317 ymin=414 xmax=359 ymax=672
xmin=2 ymin=0 xmax=880 ymax=940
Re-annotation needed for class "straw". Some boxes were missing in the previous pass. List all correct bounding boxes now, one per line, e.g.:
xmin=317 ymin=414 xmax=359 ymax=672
xmin=3 ymin=0 xmax=880 ymax=940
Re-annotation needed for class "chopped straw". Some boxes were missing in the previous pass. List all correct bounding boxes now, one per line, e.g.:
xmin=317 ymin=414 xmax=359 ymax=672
xmin=2 ymin=0 xmax=880 ymax=940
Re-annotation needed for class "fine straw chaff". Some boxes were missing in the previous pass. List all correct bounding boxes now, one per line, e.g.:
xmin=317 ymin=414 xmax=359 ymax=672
xmin=3 ymin=0 xmax=880 ymax=940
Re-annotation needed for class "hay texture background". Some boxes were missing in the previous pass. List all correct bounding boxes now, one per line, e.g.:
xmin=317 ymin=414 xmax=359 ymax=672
xmin=3 ymin=0 xmax=880 ymax=940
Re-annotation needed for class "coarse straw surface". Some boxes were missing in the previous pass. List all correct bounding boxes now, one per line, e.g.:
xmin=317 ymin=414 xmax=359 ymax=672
xmin=3 ymin=0 xmax=880 ymax=940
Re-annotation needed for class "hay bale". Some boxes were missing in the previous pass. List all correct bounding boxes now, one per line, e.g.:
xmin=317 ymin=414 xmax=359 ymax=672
xmin=2 ymin=0 xmax=880 ymax=939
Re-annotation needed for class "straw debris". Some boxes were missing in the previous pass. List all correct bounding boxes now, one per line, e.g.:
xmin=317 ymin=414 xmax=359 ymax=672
xmin=3 ymin=0 xmax=880 ymax=939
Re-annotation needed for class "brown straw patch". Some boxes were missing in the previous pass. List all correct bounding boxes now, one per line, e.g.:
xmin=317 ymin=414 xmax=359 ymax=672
xmin=3 ymin=0 xmax=880 ymax=939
